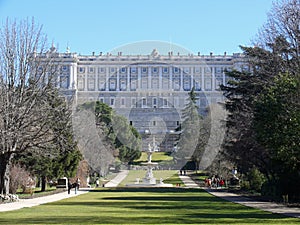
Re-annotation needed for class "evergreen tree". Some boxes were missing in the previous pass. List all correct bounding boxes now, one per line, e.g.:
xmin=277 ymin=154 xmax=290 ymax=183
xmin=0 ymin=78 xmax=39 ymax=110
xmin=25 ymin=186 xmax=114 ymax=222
xmin=112 ymin=113 xmax=142 ymax=164
xmin=174 ymin=87 xmax=202 ymax=169
xmin=14 ymin=90 xmax=81 ymax=191
xmin=221 ymin=0 xmax=300 ymax=199
xmin=254 ymin=73 xmax=300 ymax=198
xmin=77 ymin=101 xmax=141 ymax=173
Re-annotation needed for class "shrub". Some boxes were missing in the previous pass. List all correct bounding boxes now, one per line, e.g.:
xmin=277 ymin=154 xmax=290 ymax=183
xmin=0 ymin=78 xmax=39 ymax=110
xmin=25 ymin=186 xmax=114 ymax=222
xmin=241 ymin=167 xmax=265 ymax=192
xmin=247 ymin=167 xmax=265 ymax=192
xmin=9 ymin=164 xmax=34 ymax=194
xmin=240 ymin=180 xmax=250 ymax=190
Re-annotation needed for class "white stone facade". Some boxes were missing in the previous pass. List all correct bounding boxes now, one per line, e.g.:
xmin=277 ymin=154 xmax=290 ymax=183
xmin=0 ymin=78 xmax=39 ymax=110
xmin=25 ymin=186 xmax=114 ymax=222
xmin=38 ymin=48 xmax=247 ymax=151
xmin=55 ymin=50 xmax=246 ymax=105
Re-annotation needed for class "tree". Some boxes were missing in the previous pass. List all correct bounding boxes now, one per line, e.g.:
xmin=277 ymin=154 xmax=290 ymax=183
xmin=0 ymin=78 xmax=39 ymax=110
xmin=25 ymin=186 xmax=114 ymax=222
xmin=13 ymin=68 xmax=87 ymax=192
xmin=190 ymin=111 xmax=210 ymax=173
xmin=256 ymin=0 xmax=300 ymax=65
xmin=173 ymin=87 xmax=202 ymax=169
xmin=221 ymin=0 xmax=300 ymax=198
xmin=73 ymin=102 xmax=115 ymax=177
xmin=0 ymin=18 xmax=73 ymax=194
xmin=74 ymin=101 xmax=141 ymax=176
xmin=220 ymin=68 xmax=271 ymax=176
xmin=198 ymin=103 xmax=227 ymax=173
xmin=112 ymin=113 xmax=142 ymax=164
xmin=254 ymin=72 xmax=300 ymax=197
xmin=16 ymin=152 xmax=71 ymax=192
xmin=9 ymin=164 xmax=33 ymax=194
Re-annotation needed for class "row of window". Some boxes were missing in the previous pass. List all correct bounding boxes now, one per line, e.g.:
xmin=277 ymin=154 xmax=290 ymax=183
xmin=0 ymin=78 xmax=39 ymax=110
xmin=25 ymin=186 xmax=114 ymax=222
xmin=96 ymin=96 xmax=221 ymax=108
xmin=77 ymin=77 xmax=224 ymax=91
xmin=78 ymin=66 xmax=229 ymax=74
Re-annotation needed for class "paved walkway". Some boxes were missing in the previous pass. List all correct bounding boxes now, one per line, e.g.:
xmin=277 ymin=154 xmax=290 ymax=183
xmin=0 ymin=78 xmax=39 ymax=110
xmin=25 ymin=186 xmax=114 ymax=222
xmin=0 ymin=188 xmax=90 ymax=212
xmin=0 ymin=170 xmax=129 ymax=212
xmin=179 ymin=174 xmax=200 ymax=188
xmin=1 ymin=170 xmax=299 ymax=219
xmin=104 ymin=170 xmax=129 ymax=187
xmin=178 ymin=174 xmax=300 ymax=219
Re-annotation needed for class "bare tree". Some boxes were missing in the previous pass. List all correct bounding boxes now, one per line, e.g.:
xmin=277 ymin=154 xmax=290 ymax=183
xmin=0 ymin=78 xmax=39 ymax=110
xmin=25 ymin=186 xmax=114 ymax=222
xmin=9 ymin=164 xmax=33 ymax=194
xmin=0 ymin=18 xmax=65 ymax=194
xmin=72 ymin=108 xmax=115 ymax=177
xmin=199 ymin=103 xmax=227 ymax=171
xmin=256 ymin=0 xmax=300 ymax=60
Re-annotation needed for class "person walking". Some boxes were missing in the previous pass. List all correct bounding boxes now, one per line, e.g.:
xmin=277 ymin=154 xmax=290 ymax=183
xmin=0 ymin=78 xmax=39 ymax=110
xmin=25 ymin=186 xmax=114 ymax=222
xmin=76 ymin=178 xmax=81 ymax=190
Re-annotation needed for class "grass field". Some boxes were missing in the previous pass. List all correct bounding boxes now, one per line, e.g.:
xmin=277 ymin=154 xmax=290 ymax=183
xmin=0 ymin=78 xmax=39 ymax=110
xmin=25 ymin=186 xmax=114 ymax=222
xmin=118 ymin=170 xmax=181 ymax=186
xmin=0 ymin=187 xmax=299 ymax=224
xmin=134 ymin=152 xmax=173 ymax=163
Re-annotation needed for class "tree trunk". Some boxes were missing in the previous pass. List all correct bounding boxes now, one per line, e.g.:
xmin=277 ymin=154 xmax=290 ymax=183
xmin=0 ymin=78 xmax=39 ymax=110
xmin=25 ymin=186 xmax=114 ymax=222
xmin=194 ymin=161 xmax=198 ymax=174
xmin=41 ymin=176 xmax=47 ymax=192
xmin=0 ymin=153 xmax=12 ymax=195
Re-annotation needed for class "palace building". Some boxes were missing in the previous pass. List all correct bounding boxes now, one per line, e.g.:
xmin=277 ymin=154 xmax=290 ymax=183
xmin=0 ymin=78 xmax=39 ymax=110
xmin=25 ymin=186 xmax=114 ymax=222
xmin=38 ymin=46 xmax=247 ymax=151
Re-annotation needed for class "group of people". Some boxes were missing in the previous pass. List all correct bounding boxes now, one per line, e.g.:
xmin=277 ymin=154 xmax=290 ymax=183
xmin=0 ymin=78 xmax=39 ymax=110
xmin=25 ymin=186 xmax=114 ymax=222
xmin=179 ymin=170 xmax=187 ymax=175
xmin=68 ymin=177 xmax=80 ymax=194
xmin=204 ymin=176 xmax=225 ymax=189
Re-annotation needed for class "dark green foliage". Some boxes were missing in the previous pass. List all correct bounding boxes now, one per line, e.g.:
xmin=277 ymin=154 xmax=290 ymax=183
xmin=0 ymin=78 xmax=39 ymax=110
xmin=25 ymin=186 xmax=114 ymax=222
xmin=254 ymin=73 xmax=300 ymax=199
xmin=80 ymin=101 xmax=142 ymax=165
xmin=242 ymin=167 xmax=266 ymax=192
xmin=221 ymin=0 xmax=300 ymax=200
xmin=14 ymin=90 xmax=82 ymax=191
xmin=174 ymin=87 xmax=207 ymax=169
xmin=221 ymin=68 xmax=270 ymax=176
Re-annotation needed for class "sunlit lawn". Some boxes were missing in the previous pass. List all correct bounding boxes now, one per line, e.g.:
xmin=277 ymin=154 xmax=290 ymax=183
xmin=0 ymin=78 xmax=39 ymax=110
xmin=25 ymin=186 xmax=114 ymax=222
xmin=134 ymin=152 xmax=173 ymax=163
xmin=118 ymin=170 xmax=181 ymax=187
xmin=0 ymin=187 xmax=299 ymax=225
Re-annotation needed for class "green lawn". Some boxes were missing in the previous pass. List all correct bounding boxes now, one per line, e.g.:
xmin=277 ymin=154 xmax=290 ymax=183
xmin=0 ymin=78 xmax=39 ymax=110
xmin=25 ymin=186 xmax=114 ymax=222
xmin=134 ymin=152 xmax=173 ymax=163
xmin=118 ymin=170 xmax=181 ymax=187
xmin=0 ymin=188 xmax=299 ymax=224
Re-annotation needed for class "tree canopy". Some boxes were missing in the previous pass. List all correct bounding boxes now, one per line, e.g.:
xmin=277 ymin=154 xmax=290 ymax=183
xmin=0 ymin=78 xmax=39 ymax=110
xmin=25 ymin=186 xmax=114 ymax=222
xmin=75 ymin=101 xmax=141 ymax=175
xmin=0 ymin=18 xmax=80 ymax=194
xmin=173 ymin=87 xmax=203 ymax=169
xmin=221 ymin=0 xmax=300 ymax=200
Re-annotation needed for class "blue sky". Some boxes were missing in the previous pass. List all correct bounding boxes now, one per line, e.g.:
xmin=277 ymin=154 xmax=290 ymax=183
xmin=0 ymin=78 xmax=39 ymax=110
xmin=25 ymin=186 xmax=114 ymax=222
xmin=0 ymin=0 xmax=273 ymax=55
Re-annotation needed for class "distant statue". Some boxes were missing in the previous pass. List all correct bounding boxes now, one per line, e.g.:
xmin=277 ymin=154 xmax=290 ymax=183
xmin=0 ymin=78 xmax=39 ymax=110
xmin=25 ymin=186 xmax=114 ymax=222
xmin=148 ymin=143 xmax=152 ymax=152
xmin=147 ymin=152 xmax=152 ymax=163
xmin=151 ymin=49 xmax=159 ymax=58
xmin=66 ymin=46 xmax=70 ymax=53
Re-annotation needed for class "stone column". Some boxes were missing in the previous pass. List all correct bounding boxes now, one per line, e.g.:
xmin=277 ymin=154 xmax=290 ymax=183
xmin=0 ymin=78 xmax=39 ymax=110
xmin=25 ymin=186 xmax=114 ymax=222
xmin=69 ymin=63 xmax=78 ymax=90
xmin=116 ymin=67 xmax=120 ymax=91
xmin=69 ymin=64 xmax=73 ymax=89
xmin=190 ymin=66 xmax=194 ymax=89
xmin=72 ymin=63 xmax=77 ymax=90
xmin=137 ymin=66 xmax=141 ymax=90
xmin=84 ymin=68 xmax=88 ymax=91
xmin=201 ymin=67 xmax=205 ymax=90
xmin=95 ymin=73 xmax=99 ymax=91
xmin=148 ymin=66 xmax=152 ymax=90
xmin=105 ymin=66 xmax=109 ymax=91
xmin=127 ymin=66 xmax=131 ymax=91
xmin=180 ymin=67 xmax=183 ymax=91
xmin=169 ymin=66 xmax=173 ymax=90
xmin=159 ymin=66 xmax=162 ymax=90
xmin=212 ymin=67 xmax=215 ymax=91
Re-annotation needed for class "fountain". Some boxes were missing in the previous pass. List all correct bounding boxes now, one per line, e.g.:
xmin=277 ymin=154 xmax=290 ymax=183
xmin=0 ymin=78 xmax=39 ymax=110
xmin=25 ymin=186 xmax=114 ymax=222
xmin=126 ymin=137 xmax=173 ymax=187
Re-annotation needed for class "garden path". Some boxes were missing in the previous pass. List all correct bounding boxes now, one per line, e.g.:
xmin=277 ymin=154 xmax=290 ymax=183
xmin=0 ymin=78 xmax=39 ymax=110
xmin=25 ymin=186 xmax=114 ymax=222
xmin=179 ymin=172 xmax=300 ymax=219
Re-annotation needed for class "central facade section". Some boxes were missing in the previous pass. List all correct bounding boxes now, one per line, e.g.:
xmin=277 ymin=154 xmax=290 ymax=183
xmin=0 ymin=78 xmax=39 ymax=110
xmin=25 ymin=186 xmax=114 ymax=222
xmin=54 ymin=49 xmax=245 ymax=151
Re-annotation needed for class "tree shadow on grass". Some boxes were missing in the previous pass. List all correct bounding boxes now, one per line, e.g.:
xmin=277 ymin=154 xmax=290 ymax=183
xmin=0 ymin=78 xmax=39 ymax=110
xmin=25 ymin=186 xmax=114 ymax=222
xmin=90 ymin=187 xmax=204 ymax=193
xmin=0 ymin=187 xmax=297 ymax=225
xmin=0 ymin=211 xmax=293 ymax=225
